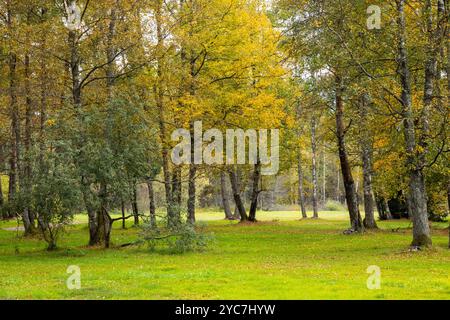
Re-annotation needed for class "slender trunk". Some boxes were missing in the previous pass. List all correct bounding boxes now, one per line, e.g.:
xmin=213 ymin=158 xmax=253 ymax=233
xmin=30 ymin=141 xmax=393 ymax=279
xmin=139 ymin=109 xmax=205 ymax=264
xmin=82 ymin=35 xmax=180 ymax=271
xmin=444 ymin=0 xmax=450 ymax=249
xmin=447 ymin=182 xmax=450 ymax=248
xmin=248 ymin=160 xmax=261 ymax=222
xmin=187 ymin=123 xmax=196 ymax=224
xmin=384 ymin=198 xmax=393 ymax=220
xmin=121 ymin=200 xmax=126 ymax=229
xmin=322 ymin=150 xmax=326 ymax=206
xmin=147 ymin=179 xmax=157 ymax=228
xmin=336 ymin=167 xmax=341 ymax=203
xmin=229 ymin=167 xmax=248 ymax=221
xmin=396 ymin=0 xmax=431 ymax=247
xmin=85 ymin=5 xmax=119 ymax=246
xmin=170 ymin=166 xmax=182 ymax=227
xmin=68 ymin=28 xmax=99 ymax=245
xmin=132 ymin=185 xmax=139 ymax=226
xmin=22 ymin=53 xmax=36 ymax=235
xmin=298 ymin=151 xmax=307 ymax=219
xmin=335 ymin=75 xmax=364 ymax=232
xmin=8 ymin=51 xmax=19 ymax=218
xmin=0 ymin=150 xmax=3 ymax=208
xmin=5 ymin=1 xmax=18 ymax=220
xmin=359 ymin=93 xmax=377 ymax=229
xmin=311 ymin=117 xmax=319 ymax=218
xmin=0 ymin=145 xmax=4 ymax=218
xmin=154 ymin=1 xmax=174 ymax=225
xmin=220 ymin=171 xmax=233 ymax=220
xmin=39 ymin=33 xmax=47 ymax=171
xmin=375 ymin=194 xmax=393 ymax=221
xmin=419 ymin=0 xmax=436 ymax=161
xmin=361 ymin=146 xmax=376 ymax=229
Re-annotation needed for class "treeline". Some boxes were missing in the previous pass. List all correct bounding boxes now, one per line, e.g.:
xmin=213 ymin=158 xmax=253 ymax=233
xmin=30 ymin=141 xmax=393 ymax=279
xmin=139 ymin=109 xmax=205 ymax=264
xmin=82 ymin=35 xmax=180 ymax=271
xmin=0 ymin=0 xmax=449 ymax=250
xmin=277 ymin=0 xmax=449 ymax=247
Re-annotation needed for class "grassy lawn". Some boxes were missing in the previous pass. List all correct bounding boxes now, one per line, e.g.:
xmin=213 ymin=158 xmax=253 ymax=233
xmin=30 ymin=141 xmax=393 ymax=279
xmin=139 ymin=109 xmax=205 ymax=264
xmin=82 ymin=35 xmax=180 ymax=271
xmin=0 ymin=210 xmax=449 ymax=300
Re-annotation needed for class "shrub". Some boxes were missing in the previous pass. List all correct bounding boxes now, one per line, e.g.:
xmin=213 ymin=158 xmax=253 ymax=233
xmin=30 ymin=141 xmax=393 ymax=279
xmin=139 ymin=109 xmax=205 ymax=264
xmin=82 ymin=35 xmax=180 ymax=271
xmin=324 ymin=200 xmax=346 ymax=211
xmin=139 ymin=218 xmax=213 ymax=254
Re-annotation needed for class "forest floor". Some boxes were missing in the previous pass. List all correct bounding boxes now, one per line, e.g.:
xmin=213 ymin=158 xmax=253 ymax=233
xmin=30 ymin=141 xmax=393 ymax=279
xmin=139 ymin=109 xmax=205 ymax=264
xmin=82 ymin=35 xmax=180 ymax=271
xmin=0 ymin=210 xmax=449 ymax=300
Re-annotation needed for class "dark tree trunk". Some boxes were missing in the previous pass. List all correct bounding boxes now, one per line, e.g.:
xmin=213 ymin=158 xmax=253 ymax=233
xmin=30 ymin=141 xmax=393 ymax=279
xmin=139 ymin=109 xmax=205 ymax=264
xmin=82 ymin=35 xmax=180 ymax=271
xmin=38 ymin=29 xmax=47 ymax=172
xmin=68 ymin=26 xmax=101 ymax=246
xmin=336 ymin=168 xmax=341 ymax=203
xmin=6 ymin=6 xmax=18 ymax=220
xmin=229 ymin=167 xmax=248 ymax=221
xmin=0 ymin=144 xmax=4 ymax=216
xmin=154 ymin=0 xmax=175 ymax=227
xmin=8 ymin=50 xmax=19 ymax=219
xmin=419 ymin=0 xmax=436 ymax=161
xmin=447 ymin=182 xmax=450 ymax=249
xmin=220 ymin=171 xmax=233 ymax=220
xmin=335 ymin=75 xmax=364 ymax=232
xmin=443 ymin=0 xmax=449 ymax=249
xmin=248 ymin=160 xmax=262 ymax=222
xmin=187 ymin=123 xmax=196 ymax=224
xmin=132 ymin=185 xmax=139 ymax=226
xmin=383 ymin=198 xmax=393 ymax=220
xmin=311 ymin=117 xmax=319 ymax=218
xmin=121 ymin=200 xmax=126 ymax=229
xmin=396 ymin=0 xmax=431 ymax=247
xmin=22 ymin=52 xmax=36 ymax=236
xmin=95 ymin=184 xmax=112 ymax=248
xmin=82 ymin=181 xmax=99 ymax=246
xmin=322 ymin=151 xmax=326 ymax=206
xmin=359 ymin=94 xmax=377 ymax=229
xmin=375 ymin=194 xmax=393 ymax=221
xmin=0 ymin=152 xmax=3 ymax=208
xmin=147 ymin=179 xmax=157 ymax=228
xmin=169 ymin=166 xmax=182 ymax=227
xmin=298 ymin=151 xmax=307 ymax=219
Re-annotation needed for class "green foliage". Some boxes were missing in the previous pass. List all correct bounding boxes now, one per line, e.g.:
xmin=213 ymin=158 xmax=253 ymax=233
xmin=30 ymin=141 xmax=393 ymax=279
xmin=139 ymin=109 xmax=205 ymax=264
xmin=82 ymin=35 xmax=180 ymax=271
xmin=30 ymin=144 xmax=81 ymax=250
xmin=140 ymin=219 xmax=213 ymax=254
xmin=324 ymin=200 xmax=346 ymax=212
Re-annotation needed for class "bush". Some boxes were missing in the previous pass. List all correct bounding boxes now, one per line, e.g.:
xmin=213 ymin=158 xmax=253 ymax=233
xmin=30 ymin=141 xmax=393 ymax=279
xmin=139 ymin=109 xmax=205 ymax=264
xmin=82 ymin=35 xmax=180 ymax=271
xmin=139 ymin=218 xmax=213 ymax=254
xmin=324 ymin=200 xmax=346 ymax=211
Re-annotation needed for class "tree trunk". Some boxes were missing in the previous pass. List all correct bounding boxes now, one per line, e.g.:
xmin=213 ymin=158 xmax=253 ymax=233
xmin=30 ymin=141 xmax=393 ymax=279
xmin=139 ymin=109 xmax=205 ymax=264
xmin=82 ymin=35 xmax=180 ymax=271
xmin=447 ymin=182 xmax=450 ymax=249
xmin=169 ymin=166 xmax=182 ymax=228
xmin=22 ymin=52 xmax=36 ymax=236
xmin=359 ymin=93 xmax=377 ymax=229
xmin=132 ymin=185 xmax=139 ymax=226
xmin=68 ymin=26 xmax=101 ymax=246
xmin=147 ymin=179 xmax=157 ymax=228
xmin=396 ymin=0 xmax=431 ymax=247
xmin=154 ymin=0 xmax=175 ymax=226
xmin=96 ymin=183 xmax=112 ymax=248
xmin=375 ymin=194 xmax=393 ymax=221
xmin=248 ymin=160 xmax=261 ymax=222
xmin=335 ymin=75 xmax=364 ymax=232
xmin=187 ymin=123 xmax=196 ymax=224
xmin=336 ymin=167 xmax=341 ymax=203
xmin=229 ymin=167 xmax=248 ymax=221
xmin=322 ymin=150 xmax=326 ymax=206
xmin=8 ymin=49 xmax=19 ymax=219
xmin=0 ymin=153 xmax=3 ymax=208
xmin=311 ymin=116 xmax=319 ymax=218
xmin=418 ymin=0 xmax=436 ymax=162
xmin=220 ymin=171 xmax=233 ymax=220
xmin=121 ymin=200 xmax=126 ymax=229
xmin=383 ymin=198 xmax=393 ymax=220
xmin=297 ymin=151 xmax=307 ymax=219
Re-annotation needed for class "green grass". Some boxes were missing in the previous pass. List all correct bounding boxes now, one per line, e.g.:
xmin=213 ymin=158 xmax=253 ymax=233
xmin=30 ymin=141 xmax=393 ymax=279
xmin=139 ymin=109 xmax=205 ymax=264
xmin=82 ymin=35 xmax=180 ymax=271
xmin=0 ymin=210 xmax=449 ymax=300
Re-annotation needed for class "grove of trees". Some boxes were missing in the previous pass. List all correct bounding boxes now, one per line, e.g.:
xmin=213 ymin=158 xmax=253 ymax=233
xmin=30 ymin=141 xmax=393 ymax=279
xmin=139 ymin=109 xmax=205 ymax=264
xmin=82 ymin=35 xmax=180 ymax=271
xmin=0 ymin=0 xmax=448 ymax=250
